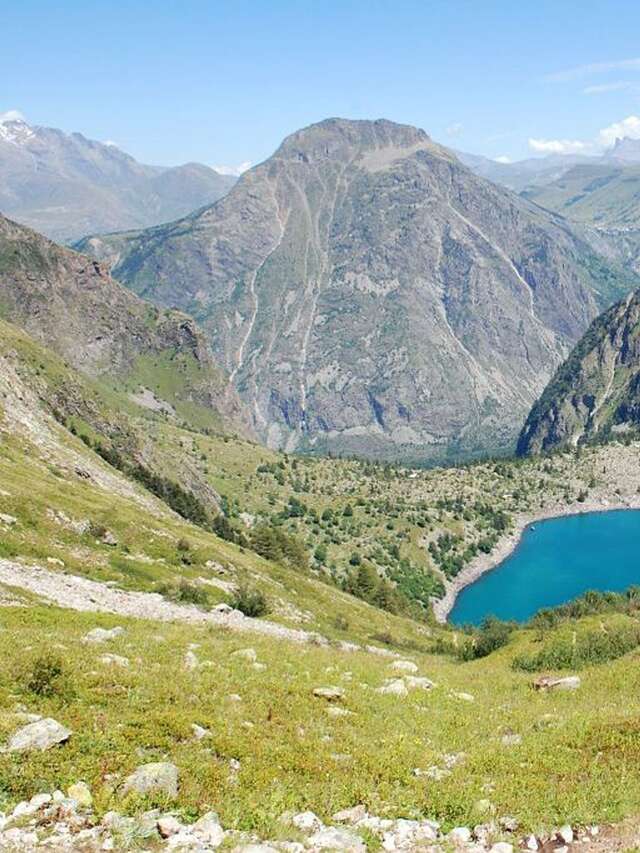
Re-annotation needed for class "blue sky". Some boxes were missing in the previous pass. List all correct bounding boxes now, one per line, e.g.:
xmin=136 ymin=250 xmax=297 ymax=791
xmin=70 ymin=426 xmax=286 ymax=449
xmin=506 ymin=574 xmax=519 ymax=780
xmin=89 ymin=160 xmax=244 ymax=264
xmin=4 ymin=0 xmax=640 ymax=171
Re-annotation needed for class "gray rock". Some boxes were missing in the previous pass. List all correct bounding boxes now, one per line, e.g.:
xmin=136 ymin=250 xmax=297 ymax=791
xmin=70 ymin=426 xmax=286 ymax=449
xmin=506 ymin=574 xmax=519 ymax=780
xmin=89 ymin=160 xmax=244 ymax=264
xmin=308 ymin=826 xmax=366 ymax=851
xmin=83 ymin=626 xmax=125 ymax=644
xmin=313 ymin=686 xmax=344 ymax=702
xmin=376 ymin=679 xmax=408 ymax=697
xmin=533 ymin=675 xmax=580 ymax=691
xmin=122 ymin=762 xmax=179 ymax=798
xmin=332 ymin=805 xmax=368 ymax=825
xmin=192 ymin=812 xmax=224 ymax=846
xmin=291 ymin=811 xmax=323 ymax=832
xmin=6 ymin=717 xmax=71 ymax=752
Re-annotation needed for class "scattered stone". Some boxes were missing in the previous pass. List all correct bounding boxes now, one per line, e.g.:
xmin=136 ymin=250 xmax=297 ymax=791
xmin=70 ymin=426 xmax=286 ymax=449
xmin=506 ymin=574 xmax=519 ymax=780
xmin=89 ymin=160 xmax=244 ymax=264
xmin=382 ymin=819 xmax=439 ymax=850
xmin=313 ymin=686 xmax=344 ymax=702
xmin=99 ymin=654 xmax=129 ymax=668
xmin=391 ymin=660 xmax=418 ymax=673
xmin=451 ymin=691 xmax=475 ymax=702
xmin=533 ymin=675 xmax=580 ymax=691
xmin=6 ymin=717 xmax=71 ymax=752
xmin=157 ymin=815 xmax=183 ymax=838
xmin=557 ymin=825 xmax=574 ymax=844
xmin=233 ymin=648 xmax=257 ymax=662
xmin=376 ymin=679 xmax=408 ymax=697
xmin=524 ymin=834 xmax=539 ymax=850
xmin=83 ymin=626 xmax=125 ymax=644
xmin=214 ymin=603 xmax=233 ymax=613
xmin=326 ymin=706 xmax=353 ymax=717
xmin=101 ymin=530 xmax=118 ymax=546
xmin=308 ymin=826 xmax=366 ymax=851
xmin=191 ymin=723 xmax=211 ymax=740
xmin=404 ymin=675 xmax=435 ymax=690
xmin=0 ymin=513 xmax=17 ymax=526
xmin=332 ymin=805 xmax=368 ymax=825
xmin=192 ymin=812 xmax=224 ymax=846
xmin=291 ymin=811 xmax=323 ymax=833
xmin=501 ymin=733 xmax=522 ymax=747
xmin=499 ymin=816 xmax=519 ymax=833
xmin=122 ymin=762 xmax=179 ymax=798
xmin=490 ymin=844 xmax=513 ymax=853
xmin=184 ymin=650 xmax=199 ymax=670
xmin=67 ymin=782 xmax=92 ymax=809
xmin=449 ymin=826 xmax=472 ymax=845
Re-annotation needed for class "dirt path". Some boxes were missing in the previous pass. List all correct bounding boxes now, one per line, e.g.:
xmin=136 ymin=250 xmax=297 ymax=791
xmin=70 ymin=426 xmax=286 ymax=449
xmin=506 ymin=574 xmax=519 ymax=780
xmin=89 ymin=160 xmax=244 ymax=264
xmin=0 ymin=558 xmax=324 ymax=644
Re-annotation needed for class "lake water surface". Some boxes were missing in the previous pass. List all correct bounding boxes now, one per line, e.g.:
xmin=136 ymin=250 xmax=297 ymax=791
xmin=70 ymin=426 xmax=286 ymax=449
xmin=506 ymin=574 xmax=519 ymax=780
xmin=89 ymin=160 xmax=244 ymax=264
xmin=449 ymin=509 xmax=640 ymax=626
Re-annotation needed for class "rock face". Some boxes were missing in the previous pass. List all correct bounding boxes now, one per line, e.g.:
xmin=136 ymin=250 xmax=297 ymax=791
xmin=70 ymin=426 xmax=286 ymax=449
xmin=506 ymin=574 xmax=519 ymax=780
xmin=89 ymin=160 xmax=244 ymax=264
xmin=0 ymin=212 xmax=251 ymax=437
xmin=81 ymin=118 xmax=627 ymax=463
xmin=518 ymin=290 xmax=640 ymax=454
xmin=0 ymin=117 xmax=235 ymax=242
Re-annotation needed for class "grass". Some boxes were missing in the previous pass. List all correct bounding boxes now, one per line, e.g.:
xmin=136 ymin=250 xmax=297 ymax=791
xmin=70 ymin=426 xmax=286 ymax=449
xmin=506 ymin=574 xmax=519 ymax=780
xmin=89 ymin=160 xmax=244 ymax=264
xmin=1 ymin=604 xmax=640 ymax=837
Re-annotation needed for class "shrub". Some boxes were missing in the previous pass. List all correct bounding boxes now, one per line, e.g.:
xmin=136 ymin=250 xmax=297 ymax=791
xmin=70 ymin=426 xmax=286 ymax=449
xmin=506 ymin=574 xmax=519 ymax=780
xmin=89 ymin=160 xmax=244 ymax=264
xmin=230 ymin=585 xmax=269 ymax=618
xmin=26 ymin=654 xmax=67 ymax=697
xmin=158 ymin=580 xmax=210 ymax=608
xmin=513 ymin=622 xmax=640 ymax=671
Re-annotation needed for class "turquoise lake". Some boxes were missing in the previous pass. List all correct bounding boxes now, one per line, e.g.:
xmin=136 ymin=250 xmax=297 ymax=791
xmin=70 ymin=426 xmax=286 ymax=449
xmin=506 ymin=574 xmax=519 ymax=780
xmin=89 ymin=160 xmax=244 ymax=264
xmin=449 ymin=509 xmax=640 ymax=626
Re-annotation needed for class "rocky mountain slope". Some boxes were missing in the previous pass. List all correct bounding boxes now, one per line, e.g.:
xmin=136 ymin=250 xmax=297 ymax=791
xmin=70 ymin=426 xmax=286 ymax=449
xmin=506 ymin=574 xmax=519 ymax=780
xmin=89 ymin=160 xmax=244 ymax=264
xmin=456 ymin=149 xmax=593 ymax=193
xmin=78 ymin=118 xmax=637 ymax=463
xmin=518 ymin=288 xmax=640 ymax=454
xmin=0 ymin=117 xmax=235 ymax=242
xmin=0 ymin=212 xmax=249 ymax=435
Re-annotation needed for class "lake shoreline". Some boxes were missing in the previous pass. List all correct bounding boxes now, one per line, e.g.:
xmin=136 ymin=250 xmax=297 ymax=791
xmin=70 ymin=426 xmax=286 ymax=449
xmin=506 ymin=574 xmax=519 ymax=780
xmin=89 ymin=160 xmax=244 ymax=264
xmin=432 ymin=496 xmax=640 ymax=624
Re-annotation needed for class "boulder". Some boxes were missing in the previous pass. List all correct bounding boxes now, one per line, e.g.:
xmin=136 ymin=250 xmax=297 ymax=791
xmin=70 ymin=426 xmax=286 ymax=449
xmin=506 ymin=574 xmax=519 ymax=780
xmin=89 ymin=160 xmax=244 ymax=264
xmin=376 ymin=679 xmax=408 ymax=697
xmin=122 ymin=762 xmax=179 ymax=798
xmin=232 ymin=648 xmax=257 ymax=662
xmin=83 ymin=626 xmax=125 ymax=644
xmin=404 ymin=676 xmax=435 ymax=691
xmin=382 ymin=819 xmax=439 ymax=850
xmin=449 ymin=827 xmax=472 ymax=845
xmin=6 ymin=718 xmax=71 ymax=752
xmin=313 ymin=686 xmax=344 ymax=702
xmin=390 ymin=660 xmax=418 ymax=673
xmin=533 ymin=675 xmax=580 ymax=691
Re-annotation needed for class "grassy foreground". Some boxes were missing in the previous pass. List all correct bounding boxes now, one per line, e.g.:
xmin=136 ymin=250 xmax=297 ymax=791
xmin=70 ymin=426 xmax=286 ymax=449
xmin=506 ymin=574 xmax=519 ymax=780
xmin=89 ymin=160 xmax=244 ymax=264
xmin=1 ymin=603 xmax=640 ymax=840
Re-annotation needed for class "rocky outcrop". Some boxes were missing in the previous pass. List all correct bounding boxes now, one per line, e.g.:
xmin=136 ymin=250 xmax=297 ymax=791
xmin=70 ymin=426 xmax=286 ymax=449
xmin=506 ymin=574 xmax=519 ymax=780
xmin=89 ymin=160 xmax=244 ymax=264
xmin=518 ymin=290 xmax=640 ymax=455
xmin=80 ymin=118 xmax=628 ymax=462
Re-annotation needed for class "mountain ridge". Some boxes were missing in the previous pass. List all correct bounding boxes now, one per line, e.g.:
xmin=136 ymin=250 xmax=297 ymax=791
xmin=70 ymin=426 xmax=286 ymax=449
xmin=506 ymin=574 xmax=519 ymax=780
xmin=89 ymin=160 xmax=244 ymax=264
xmin=0 ymin=117 xmax=236 ymax=242
xmin=78 ymin=117 xmax=639 ymax=463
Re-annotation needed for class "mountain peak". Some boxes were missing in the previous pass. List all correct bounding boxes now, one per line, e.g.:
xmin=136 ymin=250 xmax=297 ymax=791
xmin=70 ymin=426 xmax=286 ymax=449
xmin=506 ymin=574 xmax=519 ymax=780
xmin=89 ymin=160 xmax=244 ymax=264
xmin=0 ymin=117 xmax=35 ymax=145
xmin=274 ymin=117 xmax=439 ymax=164
xmin=607 ymin=136 xmax=640 ymax=164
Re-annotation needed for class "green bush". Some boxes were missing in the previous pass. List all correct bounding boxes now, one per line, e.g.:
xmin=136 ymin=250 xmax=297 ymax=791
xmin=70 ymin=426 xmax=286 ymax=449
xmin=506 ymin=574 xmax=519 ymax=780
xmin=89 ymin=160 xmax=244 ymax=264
xmin=513 ymin=622 xmax=640 ymax=671
xmin=25 ymin=654 xmax=68 ymax=697
xmin=230 ymin=585 xmax=269 ymax=618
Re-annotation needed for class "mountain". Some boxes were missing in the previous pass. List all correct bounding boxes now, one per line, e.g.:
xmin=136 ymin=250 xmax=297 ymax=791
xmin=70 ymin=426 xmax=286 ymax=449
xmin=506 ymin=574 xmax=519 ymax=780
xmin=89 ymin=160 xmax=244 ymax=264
xmin=0 ymin=208 xmax=253 ymax=512
xmin=0 ymin=117 xmax=236 ymax=242
xmin=455 ymin=149 xmax=593 ymax=192
xmin=604 ymin=136 xmax=640 ymax=164
xmin=76 ymin=117 xmax=639 ymax=464
xmin=517 ymin=288 xmax=640 ymax=454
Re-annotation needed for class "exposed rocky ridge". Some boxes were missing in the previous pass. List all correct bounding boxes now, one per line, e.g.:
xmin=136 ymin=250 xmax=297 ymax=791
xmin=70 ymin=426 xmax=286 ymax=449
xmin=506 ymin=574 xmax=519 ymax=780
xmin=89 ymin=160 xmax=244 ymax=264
xmin=79 ymin=117 xmax=635 ymax=463
xmin=0 ymin=118 xmax=235 ymax=242
xmin=517 ymin=289 xmax=640 ymax=454
xmin=0 ymin=213 xmax=251 ymax=438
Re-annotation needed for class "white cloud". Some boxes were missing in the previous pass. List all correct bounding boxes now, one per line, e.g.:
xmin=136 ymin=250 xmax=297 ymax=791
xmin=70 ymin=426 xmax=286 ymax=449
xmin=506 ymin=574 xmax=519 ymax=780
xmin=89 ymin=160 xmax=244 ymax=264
xmin=103 ymin=139 xmax=121 ymax=148
xmin=212 ymin=160 xmax=252 ymax=176
xmin=528 ymin=137 xmax=591 ymax=155
xmin=583 ymin=81 xmax=633 ymax=95
xmin=493 ymin=155 xmax=511 ymax=164
xmin=0 ymin=109 xmax=25 ymax=124
xmin=598 ymin=115 xmax=640 ymax=147
xmin=547 ymin=57 xmax=640 ymax=82
xmin=445 ymin=122 xmax=463 ymax=138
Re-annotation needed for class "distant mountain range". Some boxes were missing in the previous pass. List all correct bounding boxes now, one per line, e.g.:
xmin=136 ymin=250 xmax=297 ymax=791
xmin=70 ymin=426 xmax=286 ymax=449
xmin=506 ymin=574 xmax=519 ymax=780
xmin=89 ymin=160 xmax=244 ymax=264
xmin=458 ymin=136 xmax=640 ymax=193
xmin=77 ymin=118 xmax=638 ymax=464
xmin=0 ymin=118 xmax=236 ymax=242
